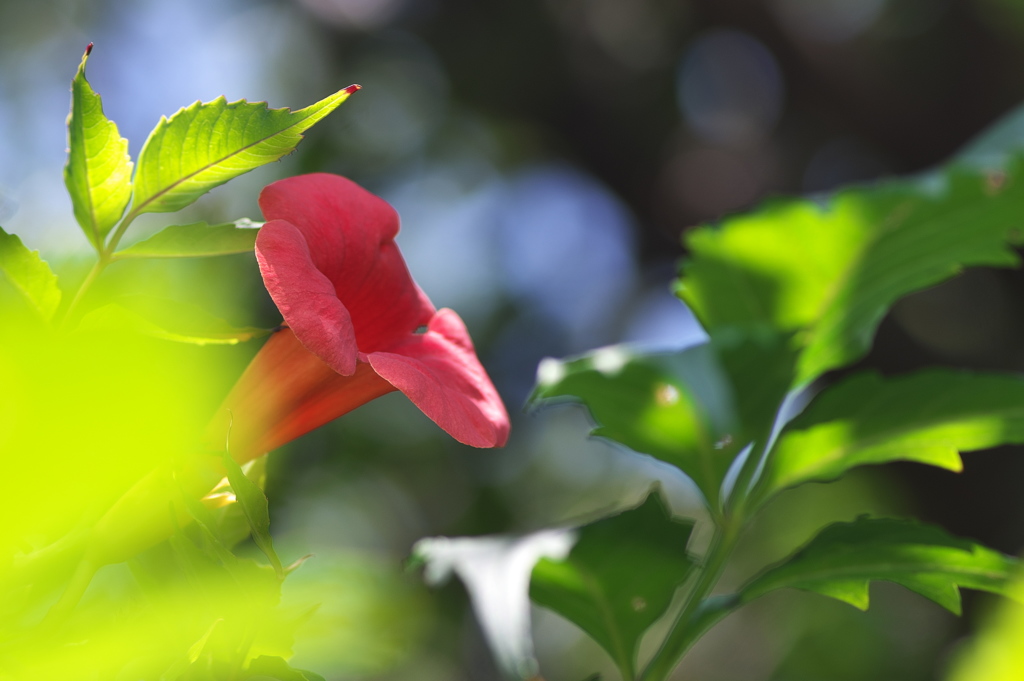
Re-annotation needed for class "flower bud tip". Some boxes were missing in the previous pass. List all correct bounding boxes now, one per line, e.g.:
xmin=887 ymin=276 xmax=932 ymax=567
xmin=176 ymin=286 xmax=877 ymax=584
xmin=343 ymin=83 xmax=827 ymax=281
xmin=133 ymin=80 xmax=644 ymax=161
xmin=343 ymin=84 xmax=362 ymax=95
xmin=85 ymin=43 xmax=94 ymax=56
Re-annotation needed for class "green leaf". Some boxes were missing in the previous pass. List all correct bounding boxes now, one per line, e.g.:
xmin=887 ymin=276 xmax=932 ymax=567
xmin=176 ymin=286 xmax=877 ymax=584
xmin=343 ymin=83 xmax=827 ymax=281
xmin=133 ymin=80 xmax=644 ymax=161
xmin=112 ymin=219 xmax=261 ymax=259
xmin=676 ymin=158 xmax=1024 ymax=386
xmin=530 ymin=344 xmax=739 ymax=509
xmin=740 ymin=517 xmax=1019 ymax=614
xmin=530 ymin=489 xmax=696 ymax=680
xmin=219 ymin=449 xmax=284 ymax=577
xmin=712 ymin=325 xmax=799 ymax=448
xmin=131 ymin=85 xmax=360 ymax=216
xmin=77 ymin=296 xmax=271 ymax=345
xmin=0 ymin=227 xmax=61 ymax=321
xmin=760 ymin=370 xmax=1024 ymax=501
xmin=63 ymin=44 xmax=133 ymax=249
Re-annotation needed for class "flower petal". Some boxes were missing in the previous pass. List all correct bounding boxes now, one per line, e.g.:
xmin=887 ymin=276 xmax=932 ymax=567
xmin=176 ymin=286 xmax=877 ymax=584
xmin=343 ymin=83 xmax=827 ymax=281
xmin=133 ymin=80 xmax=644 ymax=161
xmin=367 ymin=309 xmax=511 ymax=448
xmin=256 ymin=219 xmax=358 ymax=375
xmin=259 ymin=174 xmax=434 ymax=352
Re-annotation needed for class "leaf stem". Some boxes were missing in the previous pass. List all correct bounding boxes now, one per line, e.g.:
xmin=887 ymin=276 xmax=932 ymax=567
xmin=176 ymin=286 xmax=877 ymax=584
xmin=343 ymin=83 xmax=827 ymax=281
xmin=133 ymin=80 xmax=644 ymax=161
xmin=637 ymin=520 xmax=741 ymax=681
xmin=59 ymin=254 xmax=106 ymax=329
xmin=59 ymin=211 xmax=138 ymax=328
xmin=638 ymin=423 xmax=777 ymax=681
xmin=103 ymin=209 xmax=139 ymax=259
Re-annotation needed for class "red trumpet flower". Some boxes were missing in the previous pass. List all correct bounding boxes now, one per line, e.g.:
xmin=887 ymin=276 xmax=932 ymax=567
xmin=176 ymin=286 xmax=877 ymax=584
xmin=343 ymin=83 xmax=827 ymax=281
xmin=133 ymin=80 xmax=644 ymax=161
xmin=209 ymin=173 xmax=510 ymax=462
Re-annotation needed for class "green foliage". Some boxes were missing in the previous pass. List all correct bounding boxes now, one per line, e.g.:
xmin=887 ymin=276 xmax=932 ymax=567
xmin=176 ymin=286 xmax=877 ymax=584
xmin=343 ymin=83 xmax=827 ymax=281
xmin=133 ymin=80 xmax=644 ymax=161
xmin=113 ymin=220 xmax=262 ymax=259
xmin=131 ymin=85 xmax=358 ymax=216
xmin=488 ymin=101 xmax=1024 ymax=681
xmin=0 ymin=227 xmax=61 ymax=321
xmin=530 ymin=490 xmax=696 ymax=680
xmin=676 ymin=162 xmax=1024 ymax=386
xmin=760 ymin=370 xmax=1024 ymax=502
xmin=711 ymin=325 xmax=797 ymax=449
xmin=0 ymin=49 xmax=372 ymax=681
xmin=531 ymin=346 xmax=738 ymax=508
xmin=64 ymin=44 xmax=133 ymax=250
xmin=740 ymin=517 xmax=1019 ymax=614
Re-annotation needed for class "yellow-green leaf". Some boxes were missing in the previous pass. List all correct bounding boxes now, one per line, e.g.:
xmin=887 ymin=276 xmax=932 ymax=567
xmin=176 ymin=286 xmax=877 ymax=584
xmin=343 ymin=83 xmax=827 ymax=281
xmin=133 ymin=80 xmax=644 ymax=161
xmin=131 ymin=85 xmax=360 ymax=216
xmin=63 ymin=44 xmax=133 ymax=249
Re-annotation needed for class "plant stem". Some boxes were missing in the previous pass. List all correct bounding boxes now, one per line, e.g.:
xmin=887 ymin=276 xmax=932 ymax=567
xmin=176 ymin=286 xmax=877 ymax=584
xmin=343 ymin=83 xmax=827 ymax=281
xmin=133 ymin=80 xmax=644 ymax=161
xmin=637 ymin=417 xmax=782 ymax=681
xmin=102 ymin=209 xmax=139 ymax=260
xmin=59 ymin=254 xmax=107 ymax=329
xmin=637 ymin=519 xmax=741 ymax=681
xmin=58 ymin=211 xmax=138 ymax=328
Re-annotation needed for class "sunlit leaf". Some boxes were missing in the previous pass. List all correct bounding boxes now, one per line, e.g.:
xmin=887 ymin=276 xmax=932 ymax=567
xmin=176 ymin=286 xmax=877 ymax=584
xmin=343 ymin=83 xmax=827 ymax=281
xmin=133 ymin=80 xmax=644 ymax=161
xmin=63 ymin=44 xmax=133 ymax=249
xmin=760 ymin=370 xmax=1024 ymax=502
xmin=113 ymin=219 xmax=261 ymax=259
xmin=740 ymin=517 xmax=1019 ymax=614
xmin=131 ymin=85 xmax=359 ymax=216
xmin=77 ymin=296 xmax=271 ymax=345
xmin=530 ymin=489 xmax=696 ymax=681
xmin=677 ymin=159 xmax=1024 ymax=386
xmin=0 ymin=227 xmax=61 ymax=321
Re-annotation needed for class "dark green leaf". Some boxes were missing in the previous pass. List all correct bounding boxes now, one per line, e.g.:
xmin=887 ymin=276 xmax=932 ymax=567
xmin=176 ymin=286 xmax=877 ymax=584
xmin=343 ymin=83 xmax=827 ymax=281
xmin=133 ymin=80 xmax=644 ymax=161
xmin=761 ymin=370 xmax=1024 ymax=501
xmin=676 ymin=160 xmax=1024 ymax=386
xmin=113 ymin=219 xmax=261 ymax=259
xmin=131 ymin=85 xmax=359 ymax=216
xmin=740 ymin=517 xmax=1019 ymax=614
xmin=530 ymin=489 xmax=696 ymax=680
xmin=0 ymin=227 xmax=61 ymax=321
xmin=63 ymin=44 xmax=133 ymax=249
xmin=712 ymin=325 xmax=799 ymax=447
xmin=77 ymin=296 xmax=271 ymax=345
xmin=530 ymin=344 xmax=738 ymax=508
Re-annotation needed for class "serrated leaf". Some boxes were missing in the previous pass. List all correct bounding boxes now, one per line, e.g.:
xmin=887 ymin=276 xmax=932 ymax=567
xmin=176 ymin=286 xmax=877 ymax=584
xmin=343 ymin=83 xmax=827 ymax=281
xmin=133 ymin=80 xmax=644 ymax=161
xmin=530 ymin=344 xmax=739 ymax=509
xmin=677 ymin=159 xmax=1024 ymax=386
xmin=530 ymin=489 xmax=697 ymax=680
xmin=64 ymin=44 xmax=133 ymax=249
xmin=131 ymin=85 xmax=359 ymax=216
xmin=113 ymin=219 xmax=261 ymax=259
xmin=0 ymin=227 xmax=61 ymax=321
xmin=760 ymin=370 xmax=1024 ymax=501
xmin=78 ymin=296 xmax=271 ymax=345
xmin=740 ymin=517 xmax=1019 ymax=614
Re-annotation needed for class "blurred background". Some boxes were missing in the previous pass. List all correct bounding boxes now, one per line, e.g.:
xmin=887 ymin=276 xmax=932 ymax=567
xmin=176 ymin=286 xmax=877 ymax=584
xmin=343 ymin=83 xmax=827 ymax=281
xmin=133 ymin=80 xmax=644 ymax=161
xmin=4 ymin=0 xmax=1024 ymax=679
